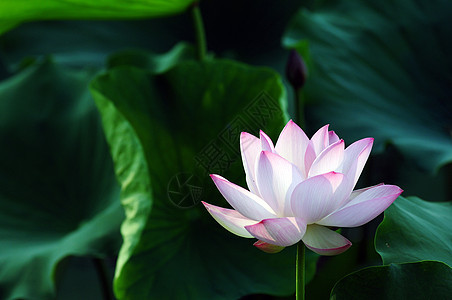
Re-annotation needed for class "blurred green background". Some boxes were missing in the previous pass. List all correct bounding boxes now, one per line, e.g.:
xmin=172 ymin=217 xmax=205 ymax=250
xmin=0 ymin=0 xmax=451 ymax=299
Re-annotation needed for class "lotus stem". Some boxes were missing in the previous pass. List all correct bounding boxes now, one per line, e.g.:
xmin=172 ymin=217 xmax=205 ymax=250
xmin=191 ymin=2 xmax=207 ymax=61
xmin=296 ymin=241 xmax=306 ymax=300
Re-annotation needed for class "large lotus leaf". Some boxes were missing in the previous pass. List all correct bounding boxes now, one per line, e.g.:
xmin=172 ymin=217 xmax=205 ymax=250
xmin=375 ymin=196 xmax=452 ymax=267
xmin=106 ymin=42 xmax=195 ymax=71
xmin=0 ymin=0 xmax=195 ymax=35
xmin=91 ymin=59 xmax=319 ymax=299
xmin=330 ymin=261 xmax=452 ymax=299
xmin=283 ymin=0 xmax=452 ymax=172
xmin=0 ymin=18 xmax=192 ymax=71
xmin=0 ymin=60 xmax=123 ymax=299
xmin=0 ymin=21 xmax=17 ymax=37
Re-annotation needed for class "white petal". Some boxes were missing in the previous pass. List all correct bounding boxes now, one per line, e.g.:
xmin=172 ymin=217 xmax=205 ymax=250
xmin=210 ymin=174 xmax=276 ymax=220
xmin=291 ymin=172 xmax=345 ymax=224
xmin=256 ymin=151 xmax=304 ymax=216
xmin=202 ymin=202 xmax=257 ymax=238
xmin=240 ymin=132 xmax=261 ymax=195
xmin=328 ymin=130 xmax=340 ymax=145
xmin=308 ymin=139 xmax=345 ymax=177
xmin=245 ymin=217 xmax=306 ymax=247
xmin=310 ymin=124 xmax=329 ymax=155
xmin=347 ymin=183 xmax=385 ymax=202
xmin=318 ymin=185 xmax=403 ymax=227
xmin=338 ymin=138 xmax=373 ymax=188
xmin=275 ymin=120 xmax=309 ymax=178
xmin=260 ymin=130 xmax=275 ymax=153
xmin=302 ymin=224 xmax=351 ymax=256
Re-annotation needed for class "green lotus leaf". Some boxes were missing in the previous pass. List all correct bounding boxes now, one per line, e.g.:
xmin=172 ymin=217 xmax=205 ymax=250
xmin=0 ymin=0 xmax=195 ymax=35
xmin=331 ymin=261 xmax=452 ymax=299
xmin=107 ymin=42 xmax=195 ymax=71
xmin=375 ymin=196 xmax=452 ymax=267
xmin=332 ymin=196 xmax=452 ymax=299
xmin=0 ymin=20 xmax=189 ymax=70
xmin=0 ymin=59 xmax=123 ymax=299
xmin=283 ymin=0 xmax=452 ymax=172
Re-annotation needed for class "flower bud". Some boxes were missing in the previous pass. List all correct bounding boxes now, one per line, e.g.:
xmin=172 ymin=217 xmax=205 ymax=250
xmin=285 ymin=49 xmax=308 ymax=90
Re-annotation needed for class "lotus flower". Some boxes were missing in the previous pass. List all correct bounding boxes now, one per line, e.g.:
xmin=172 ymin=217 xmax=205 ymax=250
xmin=202 ymin=120 xmax=403 ymax=255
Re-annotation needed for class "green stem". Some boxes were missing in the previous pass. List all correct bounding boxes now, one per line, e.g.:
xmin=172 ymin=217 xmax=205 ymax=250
xmin=296 ymin=241 xmax=306 ymax=300
xmin=191 ymin=2 xmax=207 ymax=61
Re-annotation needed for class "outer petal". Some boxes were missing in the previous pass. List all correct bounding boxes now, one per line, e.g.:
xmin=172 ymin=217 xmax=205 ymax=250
xmin=275 ymin=120 xmax=310 ymax=178
xmin=291 ymin=172 xmax=345 ymax=224
xmin=260 ymin=130 xmax=275 ymax=153
xmin=308 ymin=139 xmax=345 ymax=177
xmin=245 ymin=217 xmax=306 ymax=247
xmin=202 ymin=202 xmax=258 ymax=238
xmin=317 ymin=185 xmax=403 ymax=227
xmin=347 ymin=183 xmax=385 ymax=202
xmin=253 ymin=240 xmax=285 ymax=253
xmin=210 ymin=174 xmax=276 ymax=221
xmin=310 ymin=124 xmax=329 ymax=155
xmin=339 ymin=138 xmax=373 ymax=188
xmin=302 ymin=224 xmax=351 ymax=256
xmin=333 ymin=138 xmax=374 ymax=207
xmin=240 ymin=132 xmax=261 ymax=195
xmin=256 ymin=151 xmax=304 ymax=216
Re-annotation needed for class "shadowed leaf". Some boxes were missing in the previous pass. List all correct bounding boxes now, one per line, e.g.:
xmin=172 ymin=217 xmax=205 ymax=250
xmin=283 ymin=0 xmax=452 ymax=172
xmin=0 ymin=59 xmax=123 ymax=299
xmin=376 ymin=196 xmax=452 ymax=267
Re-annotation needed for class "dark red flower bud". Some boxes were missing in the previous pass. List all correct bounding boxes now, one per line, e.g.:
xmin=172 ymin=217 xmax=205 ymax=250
xmin=285 ymin=49 xmax=308 ymax=90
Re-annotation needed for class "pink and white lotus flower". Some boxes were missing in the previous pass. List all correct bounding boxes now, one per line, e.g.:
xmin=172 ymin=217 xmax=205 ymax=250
xmin=202 ymin=120 xmax=402 ymax=255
